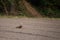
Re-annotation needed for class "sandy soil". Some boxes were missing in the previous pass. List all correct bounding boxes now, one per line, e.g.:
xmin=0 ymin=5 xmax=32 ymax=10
xmin=0 ymin=18 xmax=60 ymax=40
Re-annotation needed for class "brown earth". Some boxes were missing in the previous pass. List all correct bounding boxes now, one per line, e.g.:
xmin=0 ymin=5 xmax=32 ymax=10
xmin=0 ymin=18 xmax=60 ymax=40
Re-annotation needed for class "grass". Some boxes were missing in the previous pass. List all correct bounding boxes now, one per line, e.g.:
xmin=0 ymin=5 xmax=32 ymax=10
xmin=0 ymin=15 xmax=27 ymax=18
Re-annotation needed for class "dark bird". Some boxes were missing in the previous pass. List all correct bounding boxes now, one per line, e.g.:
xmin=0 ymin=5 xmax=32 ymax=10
xmin=16 ymin=25 xmax=22 ymax=29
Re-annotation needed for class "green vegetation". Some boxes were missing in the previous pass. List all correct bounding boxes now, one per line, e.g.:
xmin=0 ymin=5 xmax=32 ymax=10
xmin=0 ymin=0 xmax=60 ymax=18
xmin=27 ymin=0 xmax=60 ymax=18
xmin=0 ymin=0 xmax=27 ymax=16
xmin=34 ymin=6 xmax=60 ymax=18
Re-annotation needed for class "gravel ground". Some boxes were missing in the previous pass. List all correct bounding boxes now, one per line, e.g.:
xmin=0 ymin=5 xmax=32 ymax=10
xmin=0 ymin=18 xmax=60 ymax=40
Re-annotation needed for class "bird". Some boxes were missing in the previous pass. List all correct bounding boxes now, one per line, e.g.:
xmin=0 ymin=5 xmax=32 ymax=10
xmin=16 ymin=25 xmax=22 ymax=29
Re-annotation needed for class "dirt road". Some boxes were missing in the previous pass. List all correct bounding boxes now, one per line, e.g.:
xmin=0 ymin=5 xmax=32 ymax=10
xmin=0 ymin=18 xmax=60 ymax=40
